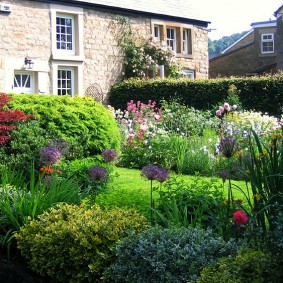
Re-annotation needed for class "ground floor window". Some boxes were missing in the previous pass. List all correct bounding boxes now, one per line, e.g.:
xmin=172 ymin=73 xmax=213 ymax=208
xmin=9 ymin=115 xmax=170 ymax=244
xmin=13 ymin=71 xmax=33 ymax=94
xmin=57 ymin=68 xmax=74 ymax=96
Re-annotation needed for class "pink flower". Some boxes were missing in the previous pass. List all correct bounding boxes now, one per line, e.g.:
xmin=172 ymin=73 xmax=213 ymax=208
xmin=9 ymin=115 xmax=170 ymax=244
xmin=154 ymin=114 xmax=161 ymax=120
xmin=216 ymin=110 xmax=222 ymax=116
xmin=233 ymin=210 xmax=248 ymax=225
xmin=140 ymin=124 xmax=148 ymax=131
xmin=219 ymin=106 xmax=224 ymax=113
xmin=232 ymin=104 xmax=237 ymax=110
xmin=224 ymin=103 xmax=230 ymax=112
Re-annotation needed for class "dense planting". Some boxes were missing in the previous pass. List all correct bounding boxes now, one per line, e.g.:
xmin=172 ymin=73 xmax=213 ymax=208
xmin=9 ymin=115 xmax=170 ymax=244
xmin=0 ymin=89 xmax=282 ymax=282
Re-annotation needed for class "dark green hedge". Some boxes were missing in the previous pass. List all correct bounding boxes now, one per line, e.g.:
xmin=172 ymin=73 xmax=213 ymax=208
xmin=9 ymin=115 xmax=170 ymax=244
xmin=108 ymin=75 xmax=283 ymax=116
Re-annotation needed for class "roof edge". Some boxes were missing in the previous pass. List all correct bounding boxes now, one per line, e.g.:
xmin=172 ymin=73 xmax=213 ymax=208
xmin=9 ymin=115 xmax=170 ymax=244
xmin=35 ymin=0 xmax=210 ymax=26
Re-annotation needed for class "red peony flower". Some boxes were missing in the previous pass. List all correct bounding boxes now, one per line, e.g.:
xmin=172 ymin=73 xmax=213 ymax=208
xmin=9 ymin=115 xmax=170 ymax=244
xmin=233 ymin=210 xmax=248 ymax=225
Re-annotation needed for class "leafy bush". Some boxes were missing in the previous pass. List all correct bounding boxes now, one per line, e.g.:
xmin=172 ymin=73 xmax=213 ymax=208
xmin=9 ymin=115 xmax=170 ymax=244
xmin=160 ymin=100 xmax=219 ymax=137
xmin=15 ymin=202 xmax=147 ymax=283
xmin=0 ymin=120 xmax=49 ymax=178
xmin=7 ymin=94 xmax=121 ymax=159
xmin=193 ymin=248 xmax=283 ymax=283
xmin=105 ymin=226 xmax=239 ymax=283
xmin=155 ymin=176 xmax=225 ymax=231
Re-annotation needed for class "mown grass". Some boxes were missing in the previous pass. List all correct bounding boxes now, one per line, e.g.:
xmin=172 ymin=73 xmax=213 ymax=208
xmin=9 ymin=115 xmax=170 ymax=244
xmin=96 ymin=167 xmax=249 ymax=217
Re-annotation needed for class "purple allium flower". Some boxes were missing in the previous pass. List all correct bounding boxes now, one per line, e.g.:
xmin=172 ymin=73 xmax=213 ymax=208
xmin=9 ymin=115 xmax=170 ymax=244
xmin=101 ymin=149 xmax=118 ymax=163
xmin=219 ymin=169 xmax=229 ymax=183
xmin=141 ymin=165 xmax=169 ymax=182
xmin=40 ymin=146 xmax=61 ymax=166
xmin=155 ymin=167 xmax=170 ymax=183
xmin=88 ymin=166 xmax=109 ymax=182
xmin=218 ymin=137 xmax=238 ymax=158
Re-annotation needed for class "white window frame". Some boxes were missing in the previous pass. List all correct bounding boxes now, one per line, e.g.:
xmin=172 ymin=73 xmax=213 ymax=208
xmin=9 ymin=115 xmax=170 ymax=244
xmin=183 ymin=28 xmax=192 ymax=55
xmin=51 ymin=4 xmax=84 ymax=61
xmin=13 ymin=71 xmax=34 ymax=94
xmin=154 ymin=25 xmax=161 ymax=41
xmin=167 ymin=27 xmax=176 ymax=52
xmin=52 ymin=62 xmax=83 ymax=97
xmin=261 ymin=33 xmax=274 ymax=54
xmin=57 ymin=67 xmax=74 ymax=96
xmin=56 ymin=14 xmax=75 ymax=53
xmin=181 ymin=69 xmax=195 ymax=79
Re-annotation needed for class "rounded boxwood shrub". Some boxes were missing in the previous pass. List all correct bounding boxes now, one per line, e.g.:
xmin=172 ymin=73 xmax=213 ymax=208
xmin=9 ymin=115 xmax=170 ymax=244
xmin=15 ymin=202 xmax=147 ymax=283
xmin=7 ymin=94 xmax=121 ymax=159
xmin=104 ymin=226 xmax=239 ymax=283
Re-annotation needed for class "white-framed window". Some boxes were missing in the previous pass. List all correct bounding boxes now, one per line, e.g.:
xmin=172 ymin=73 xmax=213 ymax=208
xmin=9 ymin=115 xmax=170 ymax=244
xmin=261 ymin=33 xmax=274 ymax=54
xmin=167 ymin=27 xmax=176 ymax=52
xmin=154 ymin=25 xmax=161 ymax=41
xmin=57 ymin=67 xmax=74 ymax=96
xmin=183 ymin=28 xmax=192 ymax=55
xmin=13 ymin=71 xmax=34 ymax=94
xmin=51 ymin=4 xmax=84 ymax=60
xmin=181 ymin=69 xmax=195 ymax=79
xmin=56 ymin=14 xmax=74 ymax=52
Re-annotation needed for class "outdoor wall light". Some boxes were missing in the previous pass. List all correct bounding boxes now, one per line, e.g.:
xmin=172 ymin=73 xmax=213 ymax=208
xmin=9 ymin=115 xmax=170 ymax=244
xmin=24 ymin=57 xmax=34 ymax=69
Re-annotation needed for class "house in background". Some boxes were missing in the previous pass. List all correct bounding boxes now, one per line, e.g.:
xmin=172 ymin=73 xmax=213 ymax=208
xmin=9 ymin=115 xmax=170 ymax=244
xmin=0 ymin=0 xmax=210 ymax=100
xmin=209 ymin=5 xmax=283 ymax=78
xmin=209 ymin=20 xmax=277 ymax=78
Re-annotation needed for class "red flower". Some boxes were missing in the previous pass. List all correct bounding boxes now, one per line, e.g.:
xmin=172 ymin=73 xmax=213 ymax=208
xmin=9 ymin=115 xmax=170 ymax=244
xmin=233 ymin=210 xmax=248 ymax=225
xmin=40 ymin=167 xmax=53 ymax=174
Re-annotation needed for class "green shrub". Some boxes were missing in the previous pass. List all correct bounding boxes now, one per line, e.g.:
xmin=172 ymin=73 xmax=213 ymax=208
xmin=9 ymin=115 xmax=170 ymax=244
xmin=104 ymin=226 xmax=239 ymax=283
xmin=108 ymin=75 xmax=283 ymax=116
xmin=155 ymin=176 xmax=225 ymax=231
xmin=0 ymin=120 xmax=49 ymax=179
xmin=193 ymin=248 xmax=283 ymax=283
xmin=15 ymin=202 xmax=147 ymax=283
xmin=7 ymin=94 xmax=121 ymax=159
xmin=160 ymin=100 xmax=219 ymax=137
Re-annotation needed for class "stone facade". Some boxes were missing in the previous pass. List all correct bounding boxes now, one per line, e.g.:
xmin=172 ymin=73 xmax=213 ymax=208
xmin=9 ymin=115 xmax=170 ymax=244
xmin=0 ymin=0 xmax=209 ymax=100
xmin=209 ymin=22 xmax=277 ymax=78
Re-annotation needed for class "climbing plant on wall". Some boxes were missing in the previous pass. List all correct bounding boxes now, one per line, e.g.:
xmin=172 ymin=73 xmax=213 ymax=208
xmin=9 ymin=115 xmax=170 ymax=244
xmin=115 ymin=16 xmax=182 ymax=79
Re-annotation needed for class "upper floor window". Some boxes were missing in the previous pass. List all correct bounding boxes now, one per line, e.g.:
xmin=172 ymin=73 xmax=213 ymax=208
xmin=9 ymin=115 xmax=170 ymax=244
xmin=261 ymin=33 xmax=274 ymax=54
xmin=183 ymin=29 xmax=192 ymax=55
xmin=56 ymin=15 xmax=74 ymax=51
xmin=50 ymin=4 xmax=84 ymax=60
xmin=167 ymin=27 xmax=177 ymax=52
xmin=152 ymin=22 xmax=193 ymax=56
xmin=154 ymin=25 xmax=161 ymax=41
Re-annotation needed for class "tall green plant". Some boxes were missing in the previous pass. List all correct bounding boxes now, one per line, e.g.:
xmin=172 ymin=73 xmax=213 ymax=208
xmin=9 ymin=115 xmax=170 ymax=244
xmin=236 ymin=130 xmax=283 ymax=235
xmin=0 ymin=165 xmax=85 ymax=249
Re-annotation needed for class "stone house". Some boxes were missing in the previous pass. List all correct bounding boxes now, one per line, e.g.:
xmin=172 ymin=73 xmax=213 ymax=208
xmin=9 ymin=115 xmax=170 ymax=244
xmin=0 ymin=0 xmax=210 ymax=100
xmin=209 ymin=19 xmax=277 ymax=78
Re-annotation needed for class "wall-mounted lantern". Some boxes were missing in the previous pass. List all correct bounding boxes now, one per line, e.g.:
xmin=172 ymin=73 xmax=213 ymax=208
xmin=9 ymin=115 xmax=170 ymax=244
xmin=24 ymin=57 xmax=34 ymax=69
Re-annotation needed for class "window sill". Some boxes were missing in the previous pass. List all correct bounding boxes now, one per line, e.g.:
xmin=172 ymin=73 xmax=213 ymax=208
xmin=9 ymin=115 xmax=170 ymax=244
xmin=176 ymin=53 xmax=193 ymax=59
xmin=52 ymin=53 xmax=85 ymax=62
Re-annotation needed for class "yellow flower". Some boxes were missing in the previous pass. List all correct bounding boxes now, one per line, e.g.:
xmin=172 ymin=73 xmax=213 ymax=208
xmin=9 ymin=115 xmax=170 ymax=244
xmin=253 ymin=193 xmax=262 ymax=201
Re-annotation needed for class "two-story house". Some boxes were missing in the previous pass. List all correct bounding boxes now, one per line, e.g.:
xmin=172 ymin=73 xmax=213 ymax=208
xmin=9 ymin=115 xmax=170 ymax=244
xmin=0 ymin=0 xmax=210 ymax=100
xmin=209 ymin=20 xmax=277 ymax=78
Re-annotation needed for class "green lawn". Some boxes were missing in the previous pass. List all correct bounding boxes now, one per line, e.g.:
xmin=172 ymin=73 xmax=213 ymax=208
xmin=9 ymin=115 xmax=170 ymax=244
xmin=96 ymin=167 xmax=249 ymax=217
